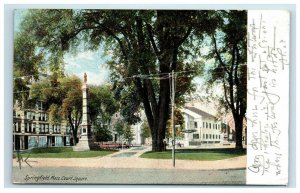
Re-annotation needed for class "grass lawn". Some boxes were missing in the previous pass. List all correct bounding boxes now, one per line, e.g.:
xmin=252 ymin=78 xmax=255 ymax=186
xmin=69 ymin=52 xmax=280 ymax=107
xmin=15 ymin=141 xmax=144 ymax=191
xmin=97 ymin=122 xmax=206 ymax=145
xmin=140 ymin=148 xmax=246 ymax=161
xmin=15 ymin=147 xmax=117 ymax=158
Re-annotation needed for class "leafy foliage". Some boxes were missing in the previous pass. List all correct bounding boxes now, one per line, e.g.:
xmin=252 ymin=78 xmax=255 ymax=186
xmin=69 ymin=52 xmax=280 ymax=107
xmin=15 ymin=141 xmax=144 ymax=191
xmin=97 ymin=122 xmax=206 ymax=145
xmin=114 ymin=120 xmax=134 ymax=144
xmin=13 ymin=32 xmax=44 ymax=106
xmin=93 ymin=124 xmax=113 ymax=142
xmin=165 ymin=108 xmax=185 ymax=139
xmin=89 ymin=84 xmax=119 ymax=124
xmin=141 ymin=120 xmax=151 ymax=139
xmin=30 ymin=74 xmax=82 ymax=145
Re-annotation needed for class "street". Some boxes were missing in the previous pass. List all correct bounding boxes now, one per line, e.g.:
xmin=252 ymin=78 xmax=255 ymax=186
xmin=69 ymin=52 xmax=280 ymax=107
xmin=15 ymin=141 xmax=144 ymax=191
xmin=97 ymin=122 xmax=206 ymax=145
xmin=12 ymin=166 xmax=246 ymax=185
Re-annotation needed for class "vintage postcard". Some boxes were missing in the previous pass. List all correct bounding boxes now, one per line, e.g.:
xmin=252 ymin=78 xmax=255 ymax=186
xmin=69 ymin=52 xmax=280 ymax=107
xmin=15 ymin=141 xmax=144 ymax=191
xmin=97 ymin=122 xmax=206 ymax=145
xmin=11 ymin=9 xmax=289 ymax=185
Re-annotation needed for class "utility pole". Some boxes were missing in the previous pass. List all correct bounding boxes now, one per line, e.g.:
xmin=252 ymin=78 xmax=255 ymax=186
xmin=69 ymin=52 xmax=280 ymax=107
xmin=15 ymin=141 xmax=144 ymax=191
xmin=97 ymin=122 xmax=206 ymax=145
xmin=171 ymin=70 xmax=176 ymax=167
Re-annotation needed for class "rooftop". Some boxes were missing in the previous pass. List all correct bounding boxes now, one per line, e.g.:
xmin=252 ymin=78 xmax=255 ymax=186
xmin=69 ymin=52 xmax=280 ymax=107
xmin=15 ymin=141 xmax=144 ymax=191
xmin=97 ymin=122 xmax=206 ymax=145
xmin=184 ymin=106 xmax=216 ymax=119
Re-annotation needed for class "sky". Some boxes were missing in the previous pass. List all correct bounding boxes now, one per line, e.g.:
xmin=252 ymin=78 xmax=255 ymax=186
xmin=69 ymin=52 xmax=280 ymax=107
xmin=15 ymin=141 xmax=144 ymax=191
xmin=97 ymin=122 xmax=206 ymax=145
xmin=63 ymin=50 xmax=111 ymax=85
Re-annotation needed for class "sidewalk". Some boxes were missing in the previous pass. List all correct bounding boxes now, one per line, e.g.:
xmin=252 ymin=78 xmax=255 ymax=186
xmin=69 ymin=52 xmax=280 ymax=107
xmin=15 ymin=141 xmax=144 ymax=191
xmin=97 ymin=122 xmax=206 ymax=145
xmin=12 ymin=146 xmax=246 ymax=170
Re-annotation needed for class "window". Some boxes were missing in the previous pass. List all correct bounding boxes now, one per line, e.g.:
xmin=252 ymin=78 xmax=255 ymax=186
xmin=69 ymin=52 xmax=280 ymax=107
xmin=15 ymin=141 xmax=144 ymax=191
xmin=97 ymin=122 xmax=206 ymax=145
xmin=209 ymin=134 xmax=212 ymax=139
xmin=209 ymin=123 xmax=211 ymax=129
xmin=194 ymin=122 xmax=197 ymax=128
xmin=29 ymin=124 xmax=32 ymax=133
xmin=206 ymin=134 xmax=208 ymax=139
xmin=32 ymin=124 xmax=36 ymax=133
xmin=193 ymin=134 xmax=199 ymax=139
xmin=213 ymin=135 xmax=215 ymax=139
xmin=45 ymin=125 xmax=49 ymax=132
xmin=40 ymin=124 xmax=44 ymax=133
xmin=25 ymin=123 xmax=28 ymax=132
xmin=206 ymin=122 xmax=208 ymax=128
xmin=203 ymin=122 xmax=205 ymax=128
xmin=203 ymin=134 xmax=205 ymax=139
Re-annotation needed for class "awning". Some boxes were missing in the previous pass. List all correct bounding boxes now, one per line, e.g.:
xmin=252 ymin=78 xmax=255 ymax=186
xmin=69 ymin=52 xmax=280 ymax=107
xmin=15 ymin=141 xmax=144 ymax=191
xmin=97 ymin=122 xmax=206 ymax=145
xmin=181 ymin=129 xmax=197 ymax=133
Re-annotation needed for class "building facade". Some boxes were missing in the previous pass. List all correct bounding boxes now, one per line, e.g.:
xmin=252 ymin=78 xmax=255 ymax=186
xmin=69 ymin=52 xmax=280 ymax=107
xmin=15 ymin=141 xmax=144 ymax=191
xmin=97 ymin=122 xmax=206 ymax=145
xmin=182 ymin=106 xmax=224 ymax=147
xmin=13 ymin=101 xmax=71 ymax=150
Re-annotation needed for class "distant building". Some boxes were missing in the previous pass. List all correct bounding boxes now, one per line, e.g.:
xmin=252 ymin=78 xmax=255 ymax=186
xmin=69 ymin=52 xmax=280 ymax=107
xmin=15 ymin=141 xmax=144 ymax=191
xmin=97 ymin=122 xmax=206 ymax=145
xmin=223 ymin=114 xmax=247 ymax=144
xmin=109 ymin=112 xmax=143 ymax=145
xmin=182 ymin=106 xmax=224 ymax=147
xmin=131 ymin=123 xmax=142 ymax=145
xmin=13 ymin=100 xmax=71 ymax=150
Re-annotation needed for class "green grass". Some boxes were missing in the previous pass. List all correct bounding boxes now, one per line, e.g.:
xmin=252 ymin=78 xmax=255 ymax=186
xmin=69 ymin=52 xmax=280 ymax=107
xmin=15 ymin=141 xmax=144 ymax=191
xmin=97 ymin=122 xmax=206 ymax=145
xmin=140 ymin=148 xmax=246 ymax=161
xmin=16 ymin=147 xmax=117 ymax=158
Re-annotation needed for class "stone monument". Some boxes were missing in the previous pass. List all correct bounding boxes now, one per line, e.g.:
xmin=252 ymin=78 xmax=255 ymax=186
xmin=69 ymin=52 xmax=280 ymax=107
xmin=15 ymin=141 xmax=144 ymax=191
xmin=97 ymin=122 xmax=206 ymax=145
xmin=73 ymin=72 xmax=91 ymax=151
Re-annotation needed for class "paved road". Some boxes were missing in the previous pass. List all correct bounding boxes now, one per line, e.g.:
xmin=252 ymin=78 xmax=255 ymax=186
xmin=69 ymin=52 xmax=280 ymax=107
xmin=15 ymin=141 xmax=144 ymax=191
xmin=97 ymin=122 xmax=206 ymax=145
xmin=12 ymin=166 xmax=246 ymax=185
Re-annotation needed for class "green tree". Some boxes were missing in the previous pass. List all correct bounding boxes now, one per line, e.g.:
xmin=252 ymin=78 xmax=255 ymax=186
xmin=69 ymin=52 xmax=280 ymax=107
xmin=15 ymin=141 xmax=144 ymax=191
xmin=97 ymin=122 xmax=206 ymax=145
xmin=30 ymin=75 xmax=82 ymax=145
xmin=93 ymin=123 xmax=113 ymax=142
xmin=89 ymin=84 xmax=119 ymax=126
xmin=165 ymin=108 xmax=185 ymax=139
xmin=89 ymin=84 xmax=119 ymax=142
xmin=123 ymin=124 xmax=134 ymax=144
xmin=141 ymin=120 xmax=151 ymax=141
xmin=114 ymin=120 xmax=134 ymax=144
xmin=204 ymin=10 xmax=247 ymax=149
xmin=13 ymin=32 xmax=44 ymax=107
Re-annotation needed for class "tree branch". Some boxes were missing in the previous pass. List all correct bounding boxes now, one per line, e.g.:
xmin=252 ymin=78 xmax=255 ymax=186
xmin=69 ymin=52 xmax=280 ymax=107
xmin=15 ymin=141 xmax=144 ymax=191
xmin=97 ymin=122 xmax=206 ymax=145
xmin=146 ymin=23 xmax=160 ymax=59
xmin=176 ymin=27 xmax=192 ymax=48
xmin=212 ymin=34 xmax=230 ymax=74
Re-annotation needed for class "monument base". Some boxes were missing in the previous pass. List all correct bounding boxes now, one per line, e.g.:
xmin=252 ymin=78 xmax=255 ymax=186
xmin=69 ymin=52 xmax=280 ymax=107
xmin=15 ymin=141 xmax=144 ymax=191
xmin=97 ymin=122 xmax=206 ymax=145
xmin=73 ymin=135 xmax=90 ymax=151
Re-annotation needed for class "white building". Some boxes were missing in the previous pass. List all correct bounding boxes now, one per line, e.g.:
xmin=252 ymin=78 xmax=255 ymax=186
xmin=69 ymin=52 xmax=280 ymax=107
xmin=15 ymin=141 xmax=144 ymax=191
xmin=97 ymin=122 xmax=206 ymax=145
xmin=182 ymin=106 xmax=224 ymax=147
xmin=131 ymin=121 xmax=142 ymax=145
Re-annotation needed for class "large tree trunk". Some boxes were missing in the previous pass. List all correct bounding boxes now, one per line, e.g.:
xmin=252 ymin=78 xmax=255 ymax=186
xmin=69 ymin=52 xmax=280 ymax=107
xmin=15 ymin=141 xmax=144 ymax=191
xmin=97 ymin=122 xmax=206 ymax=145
xmin=234 ymin=115 xmax=244 ymax=149
xmin=151 ymin=78 xmax=170 ymax=151
xmin=68 ymin=114 xmax=78 ymax=146
xmin=134 ymin=11 xmax=190 ymax=152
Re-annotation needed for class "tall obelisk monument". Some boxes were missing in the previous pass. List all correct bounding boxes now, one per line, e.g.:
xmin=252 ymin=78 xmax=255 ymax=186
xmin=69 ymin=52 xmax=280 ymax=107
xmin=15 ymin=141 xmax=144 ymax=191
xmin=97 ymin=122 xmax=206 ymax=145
xmin=73 ymin=72 xmax=91 ymax=151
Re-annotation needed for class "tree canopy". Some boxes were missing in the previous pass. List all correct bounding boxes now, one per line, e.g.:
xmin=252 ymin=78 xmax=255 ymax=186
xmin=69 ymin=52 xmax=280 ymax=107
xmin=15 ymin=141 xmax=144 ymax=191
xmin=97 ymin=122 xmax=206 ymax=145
xmin=16 ymin=9 xmax=247 ymax=151
xmin=30 ymin=74 xmax=82 ymax=145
